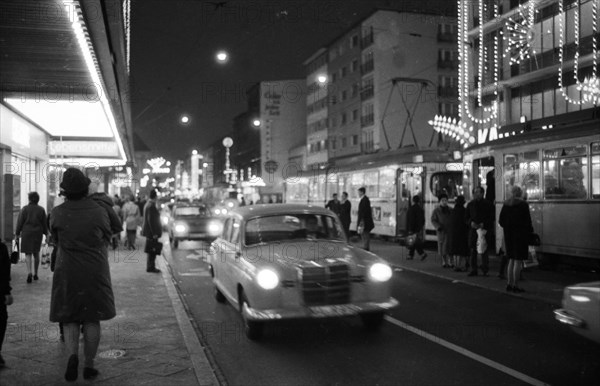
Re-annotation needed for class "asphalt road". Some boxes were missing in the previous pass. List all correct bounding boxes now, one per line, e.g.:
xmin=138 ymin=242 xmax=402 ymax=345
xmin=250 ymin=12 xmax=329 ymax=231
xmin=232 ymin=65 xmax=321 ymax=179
xmin=164 ymin=240 xmax=600 ymax=386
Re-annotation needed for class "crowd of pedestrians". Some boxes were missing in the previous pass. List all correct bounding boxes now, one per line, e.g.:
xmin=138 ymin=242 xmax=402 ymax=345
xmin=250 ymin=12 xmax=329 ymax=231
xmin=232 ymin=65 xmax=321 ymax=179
xmin=0 ymin=167 xmax=163 ymax=380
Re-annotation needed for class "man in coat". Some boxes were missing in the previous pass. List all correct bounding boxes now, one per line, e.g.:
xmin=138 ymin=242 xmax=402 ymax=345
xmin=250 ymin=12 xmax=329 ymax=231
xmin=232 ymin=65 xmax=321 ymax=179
xmin=339 ymin=192 xmax=351 ymax=239
xmin=142 ymin=190 xmax=162 ymax=273
xmin=325 ymin=193 xmax=341 ymax=216
xmin=465 ymin=186 xmax=495 ymax=276
xmin=356 ymin=187 xmax=374 ymax=251
xmin=406 ymin=195 xmax=427 ymax=260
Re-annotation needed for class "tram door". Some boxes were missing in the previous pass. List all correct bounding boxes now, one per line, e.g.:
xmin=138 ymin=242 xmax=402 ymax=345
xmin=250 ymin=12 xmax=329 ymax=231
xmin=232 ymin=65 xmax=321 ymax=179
xmin=396 ymin=167 xmax=424 ymax=236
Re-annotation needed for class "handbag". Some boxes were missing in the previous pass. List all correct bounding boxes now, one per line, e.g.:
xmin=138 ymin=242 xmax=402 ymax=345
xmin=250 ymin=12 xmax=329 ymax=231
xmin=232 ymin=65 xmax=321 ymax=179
xmin=144 ymin=238 xmax=163 ymax=255
xmin=405 ymin=233 xmax=417 ymax=248
xmin=10 ymin=239 xmax=20 ymax=264
xmin=528 ymin=232 xmax=541 ymax=246
xmin=523 ymin=245 xmax=539 ymax=268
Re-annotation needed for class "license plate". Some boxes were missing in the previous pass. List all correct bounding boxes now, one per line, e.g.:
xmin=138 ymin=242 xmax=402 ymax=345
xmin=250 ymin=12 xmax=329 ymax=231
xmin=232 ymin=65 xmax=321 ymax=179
xmin=188 ymin=233 xmax=207 ymax=238
xmin=309 ymin=304 xmax=361 ymax=317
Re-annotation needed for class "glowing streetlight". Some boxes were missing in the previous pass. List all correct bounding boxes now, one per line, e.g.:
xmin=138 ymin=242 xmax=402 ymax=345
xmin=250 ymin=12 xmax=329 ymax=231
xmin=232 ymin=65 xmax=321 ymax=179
xmin=317 ymin=74 xmax=327 ymax=84
xmin=216 ymin=51 xmax=228 ymax=63
xmin=252 ymin=119 xmax=261 ymax=127
xmin=180 ymin=115 xmax=190 ymax=125
xmin=192 ymin=149 xmax=198 ymax=155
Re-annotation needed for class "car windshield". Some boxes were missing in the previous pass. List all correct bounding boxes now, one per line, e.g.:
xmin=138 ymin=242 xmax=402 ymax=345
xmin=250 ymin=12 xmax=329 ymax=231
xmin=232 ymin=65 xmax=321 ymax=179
xmin=244 ymin=214 xmax=345 ymax=245
xmin=175 ymin=206 xmax=207 ymax=217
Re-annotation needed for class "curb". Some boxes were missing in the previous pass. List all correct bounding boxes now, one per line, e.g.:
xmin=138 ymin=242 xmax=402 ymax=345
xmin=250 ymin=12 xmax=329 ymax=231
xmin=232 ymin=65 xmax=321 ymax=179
xmin=157 ymin=255 xmax=221 ymax=386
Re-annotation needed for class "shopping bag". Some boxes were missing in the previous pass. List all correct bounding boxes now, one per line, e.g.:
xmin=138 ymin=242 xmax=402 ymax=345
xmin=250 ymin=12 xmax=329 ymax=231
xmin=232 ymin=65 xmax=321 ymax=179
xmin=476 ymin=229 xmax=487 ymax=254
xmin=523 ymin=246 xmax=539 ymax=268
xmin=41 ymin=244 xmax=51 ymax=268
xmin=405 ymin=233 xmax=417 ymax=248
xmin=144 ymin=238 xmax=163 ymax=255
xmin=10 ymin=239 xmax=20 ymax=264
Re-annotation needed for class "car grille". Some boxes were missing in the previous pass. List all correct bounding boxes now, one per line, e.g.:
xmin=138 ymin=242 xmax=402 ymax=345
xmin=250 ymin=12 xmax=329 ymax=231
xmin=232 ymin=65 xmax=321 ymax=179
xmin=300 ymin=264 xmax=350 ymax=306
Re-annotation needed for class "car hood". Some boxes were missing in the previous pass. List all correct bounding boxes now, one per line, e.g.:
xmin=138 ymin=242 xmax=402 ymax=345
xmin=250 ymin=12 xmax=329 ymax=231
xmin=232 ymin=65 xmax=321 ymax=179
xmin=244 ymin=240 xmax=386 ymax=274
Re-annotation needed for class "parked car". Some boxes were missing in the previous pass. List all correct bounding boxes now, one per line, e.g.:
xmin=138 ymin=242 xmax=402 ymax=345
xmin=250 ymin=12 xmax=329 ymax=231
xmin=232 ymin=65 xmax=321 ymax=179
xmin=208 ymin=204 xmax=398 ymax=340
xmin=167 ymin=203 xmax=223 ymax=248
xmin=554 ymin=281 xmax=600 ymax=344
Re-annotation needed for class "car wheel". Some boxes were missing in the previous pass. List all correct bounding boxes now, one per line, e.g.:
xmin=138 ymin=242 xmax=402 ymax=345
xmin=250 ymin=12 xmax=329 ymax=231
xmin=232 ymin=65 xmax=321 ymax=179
xmin=239 ymin=291 xmax=263 ymax=340
xmin=214 ymin=286 xmax=226 ymax=303
xmin=360 ymin=312 xmax=385 ymax=331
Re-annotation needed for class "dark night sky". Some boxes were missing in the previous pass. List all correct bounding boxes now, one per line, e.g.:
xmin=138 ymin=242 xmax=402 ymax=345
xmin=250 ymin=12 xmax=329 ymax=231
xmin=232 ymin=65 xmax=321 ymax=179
xmin=130 ymin=0 xmax=455 ymax=161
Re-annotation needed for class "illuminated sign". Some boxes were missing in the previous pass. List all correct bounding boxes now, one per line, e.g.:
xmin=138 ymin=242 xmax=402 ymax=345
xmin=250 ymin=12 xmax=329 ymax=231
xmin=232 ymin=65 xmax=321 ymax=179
xmin=146 ymin=157 xmax=170 ymax=174
xmin=49 ymin=141 xmax=119 ymax=157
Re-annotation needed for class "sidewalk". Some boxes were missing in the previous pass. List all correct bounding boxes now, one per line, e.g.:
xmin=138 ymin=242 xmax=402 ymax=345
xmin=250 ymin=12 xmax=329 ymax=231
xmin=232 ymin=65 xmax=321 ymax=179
xmin=0 ymin=240 xmax=219 ymax=386
xmin=362 ymin=238 xmax=599 ymax=305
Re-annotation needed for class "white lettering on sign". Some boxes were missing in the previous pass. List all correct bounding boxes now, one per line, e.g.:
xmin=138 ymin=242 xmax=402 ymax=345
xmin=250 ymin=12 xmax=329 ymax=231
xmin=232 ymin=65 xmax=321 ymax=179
xmin=49 ymin=141 xmax=118 ymax=157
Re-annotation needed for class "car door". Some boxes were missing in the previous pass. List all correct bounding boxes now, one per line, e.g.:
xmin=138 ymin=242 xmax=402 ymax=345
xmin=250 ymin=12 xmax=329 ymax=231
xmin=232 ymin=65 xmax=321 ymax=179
xmin=214 ymin=218 xmax=232 ymax=296
xmin=221 ymin=218 xmax=242 ymax=299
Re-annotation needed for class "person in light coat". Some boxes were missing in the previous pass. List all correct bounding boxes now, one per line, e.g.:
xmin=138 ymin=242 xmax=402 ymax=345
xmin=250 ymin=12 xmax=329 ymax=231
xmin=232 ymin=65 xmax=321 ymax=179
xmin=431 ymin=193 xmax=452 ymax=268
xmin=121 ymin=195 xmax=141 ymax=250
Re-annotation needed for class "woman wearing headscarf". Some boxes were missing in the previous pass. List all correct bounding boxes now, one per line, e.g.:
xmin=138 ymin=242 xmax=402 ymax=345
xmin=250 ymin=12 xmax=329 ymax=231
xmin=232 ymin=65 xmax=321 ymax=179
xmin=49 ymin=168 xmax=115 ymax=381
xmin=15 ymin=192 xmax=48 ymax=283
xmin=448 ymin=195 xmax=469 ymax=271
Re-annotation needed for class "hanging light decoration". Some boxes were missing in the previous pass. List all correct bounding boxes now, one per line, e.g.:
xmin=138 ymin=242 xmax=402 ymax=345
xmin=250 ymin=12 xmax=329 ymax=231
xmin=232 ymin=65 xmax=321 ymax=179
xmin=559 ymin=0 xmax=600 ymax=105
xmin=503 ymin=1 xmax=537 ymax=65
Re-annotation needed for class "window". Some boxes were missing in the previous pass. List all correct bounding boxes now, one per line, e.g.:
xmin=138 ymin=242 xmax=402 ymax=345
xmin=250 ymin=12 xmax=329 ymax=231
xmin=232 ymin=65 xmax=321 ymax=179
xmin=351 ymin=35 xmax=359 ymax=48
xmin=342 ymin=137 xmax=347 ymax=147
xmin=342 ymin=90 xmax=347 ymax=101
xmin=330 ymin=116 xmax=337 ymax=128
xmin=352 ymin=135 xmax=358 ymax=146
xmin=543 ymin=146 xmax=588 ymax=199
xmin=222 ymin=218 xmax=232 ymax=242
xmin=351 ymin=59 xmax=358 ymax=72
xmin=352 ymin=83 xmax=359 ymax=98
xmin=379 ymin=168 xmax=396 ymax=199
xmin=230 ymin=219 xmax=241 ymax=244
xmin=430 ymin=171 xmax=464 ymax=200
xmin=341 ymin=112 xmax=347 ymax=125
xmin=342 ymin=66 xmax=348 ymax=77
xmin=503 ymin=152 xmax=542 ymax=200
xmin=352 ymin=109 xmax=358 ymax=121
xmin=591 ymin=142 xmax=600 ymax=199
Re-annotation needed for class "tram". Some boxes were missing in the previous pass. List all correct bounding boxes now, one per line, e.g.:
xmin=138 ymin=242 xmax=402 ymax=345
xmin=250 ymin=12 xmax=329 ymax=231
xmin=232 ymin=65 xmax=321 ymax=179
xmin=462 ymin=112 xmax=600 ymax=267
xmin=284 ymin=148 xmax=462 ymax=240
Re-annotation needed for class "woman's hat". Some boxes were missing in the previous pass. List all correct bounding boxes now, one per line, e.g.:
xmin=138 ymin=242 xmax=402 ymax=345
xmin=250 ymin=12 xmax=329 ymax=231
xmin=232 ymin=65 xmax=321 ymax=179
xmin=59 ymin=168 xmax=91 ymax=195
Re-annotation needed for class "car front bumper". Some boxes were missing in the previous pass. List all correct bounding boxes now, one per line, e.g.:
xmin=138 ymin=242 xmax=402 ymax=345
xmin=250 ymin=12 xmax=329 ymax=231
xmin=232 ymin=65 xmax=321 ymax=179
xmin=243 ymin=297 xmax=399 ymax=321
xmin=554 ymin=308 xmax=586 ymax=327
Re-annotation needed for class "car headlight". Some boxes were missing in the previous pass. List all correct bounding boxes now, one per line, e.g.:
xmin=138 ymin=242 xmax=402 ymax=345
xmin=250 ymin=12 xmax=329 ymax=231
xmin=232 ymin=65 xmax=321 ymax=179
xmin=221 ymin=208 xmax=228 ymax=214
xmin=208 ymin=221 xmax=223 ymax=235
xmin=174 ymin=223 xmax=187 ymax=233
xmin=369 ymin=263 xmax=393 ymax=282
xmin=256 ymin=269 xmax=279 ymax=290
xmin=214 ymin=208 xmax=221 ymax=215
xmin=161 ymin=216 xmax=169 ymax=225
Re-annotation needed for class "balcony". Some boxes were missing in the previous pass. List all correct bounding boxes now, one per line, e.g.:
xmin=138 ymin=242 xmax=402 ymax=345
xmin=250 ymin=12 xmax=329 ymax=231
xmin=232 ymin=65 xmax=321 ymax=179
xmin=360 ymin=86 xmax=374 ymax=101
xmin=361 ymin=60 xmax=374 ymax=75
xmin=437 ymin=59 xmax=458 ymax=70
xmin=361 ymin=34 xmax=374 ymax=49
xmin=438 ymin=86 xmax=458 ymax=99
xmin=361 ymin=114 xmax=374 ymax=127
xmin=437 ymin=32 xmax=456 ymax=43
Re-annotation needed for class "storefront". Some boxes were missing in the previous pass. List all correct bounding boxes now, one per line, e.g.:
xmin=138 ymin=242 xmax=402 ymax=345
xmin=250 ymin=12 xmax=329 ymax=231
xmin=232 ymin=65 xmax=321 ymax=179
xmin=0 ymin=104 xmax=51 ymax=240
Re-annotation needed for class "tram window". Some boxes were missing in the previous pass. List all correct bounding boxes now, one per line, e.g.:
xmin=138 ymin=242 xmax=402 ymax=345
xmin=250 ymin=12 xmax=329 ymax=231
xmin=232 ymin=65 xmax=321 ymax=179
xmin=350 ymin=172 xmax=364 ymax=199
xmin=503 ymin=152 xmax=541 ymax=200
xmin=364 ymin=171 xmax=378 ymax=197
xmin=592 ymin=142 xmax=600 ymax=199
xmin=379 ymin=168 xmax=396 ymax=199
xmin=543 ymin=145 xmax=588 ymax=199
xmin=430 ymin=171 xmax=462 ymax=199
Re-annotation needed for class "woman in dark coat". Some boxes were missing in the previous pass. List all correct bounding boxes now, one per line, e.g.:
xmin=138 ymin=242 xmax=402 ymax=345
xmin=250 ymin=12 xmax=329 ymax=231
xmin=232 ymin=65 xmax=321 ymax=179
xmin=406 ymin=195 xmax=426 ymax=260
xmin=15 ymin=192 xmax=48 ymax=283
xmin=499 ymin=185 xmax=533 ymax=293
xmin=50 ymin=168 xmax=114 ymax=381
xmin=448 ymin=195 xmax=469 ymax=271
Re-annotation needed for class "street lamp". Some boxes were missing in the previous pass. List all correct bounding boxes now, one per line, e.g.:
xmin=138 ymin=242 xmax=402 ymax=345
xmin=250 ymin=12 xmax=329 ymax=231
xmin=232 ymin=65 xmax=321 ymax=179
xmin=223 ymin=137 xmax=233 ymax=185
xmin=180 ymin=114 xmax=191 ymax=126
xmin=216 ymin=50 xmax=229 ymax=64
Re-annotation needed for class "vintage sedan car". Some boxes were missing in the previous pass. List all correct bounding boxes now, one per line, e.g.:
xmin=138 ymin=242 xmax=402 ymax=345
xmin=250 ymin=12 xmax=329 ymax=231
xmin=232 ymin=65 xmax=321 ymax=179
xmin=554 ymin=281 xmax=600 ymax=344
xmin=208 ymin=204 xmax=398 ymax=340
xmin=167 ymin=203 xmax=223 ymax=248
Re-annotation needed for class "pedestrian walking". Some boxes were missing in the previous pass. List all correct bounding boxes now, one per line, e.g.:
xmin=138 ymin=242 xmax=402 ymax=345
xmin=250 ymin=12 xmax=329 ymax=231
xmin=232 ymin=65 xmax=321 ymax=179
xmin=88 ymin=179 xmax=124 ymax=250
xmin=15 ymin=192 xmax=48 ymax=283
xmin=431 ymin=193 xmax=452 ymax=267
xmin=465 ymin=186 xmax=495 ymax=276
xmin=49 ymin=168 xmax=115 ymax=381
xmin=325 ymin=193 xmax=341 ymax=216
xmin=339 ymin=192 xmax=352 ymax=239
xmin=240 ymin=196 xmax=246 ymax=207
xmin=0 ymin=240 xmax=14 ymax=368
xmin=142 ymin=190 xmax=162 ymax=273
xmin=121 ymin=195 xmax=141 ymax=250
xmin=499 ymin=185 xmax=533 ymax=293
xmin=406 ymin=195 xmax=427 ymax=260
xmin=356 ymin=187 xmax=374 ymax=251
xmin=448 ymin=195 xmax=469 ymax=271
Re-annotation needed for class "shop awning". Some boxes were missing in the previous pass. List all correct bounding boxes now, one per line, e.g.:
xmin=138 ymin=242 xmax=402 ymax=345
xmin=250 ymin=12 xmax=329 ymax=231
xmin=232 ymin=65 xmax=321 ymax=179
xmin=0 ymin=0 xmax=133 ymax=166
